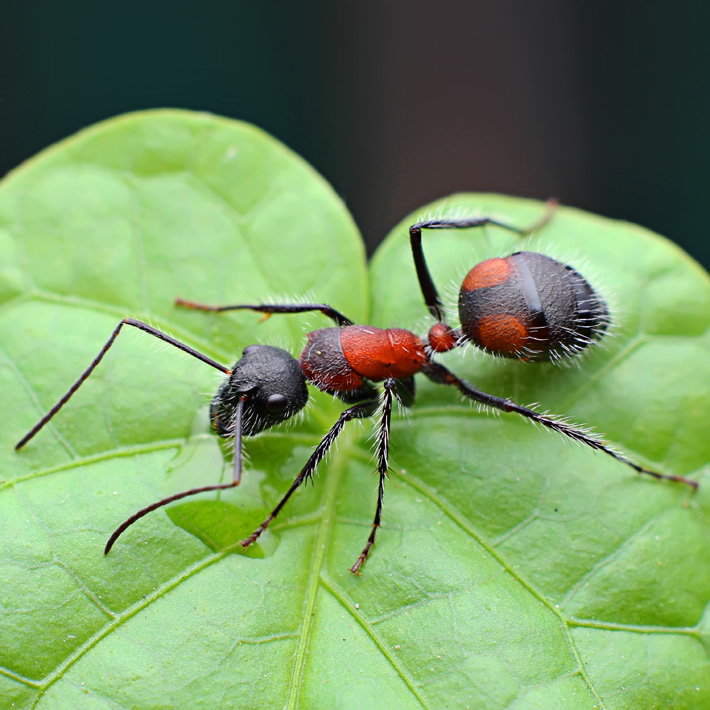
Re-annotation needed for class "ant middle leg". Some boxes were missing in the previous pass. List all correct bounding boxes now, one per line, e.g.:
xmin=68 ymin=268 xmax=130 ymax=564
xmin=175 ymin=299 xmax=353 ymax=326
xmin=240 ymin=395 xmax=379 ymax=549
xmin=350 ymin=378 xmax=397 ymax=574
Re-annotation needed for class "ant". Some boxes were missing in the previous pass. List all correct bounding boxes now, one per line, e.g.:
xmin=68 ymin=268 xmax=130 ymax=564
xmin=15 ymin=201 xmax=697 ymax=575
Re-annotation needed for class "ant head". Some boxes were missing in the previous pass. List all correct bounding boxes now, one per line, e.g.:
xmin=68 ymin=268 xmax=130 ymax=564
xmin=211 ymin=344 xmax=308 ymax=437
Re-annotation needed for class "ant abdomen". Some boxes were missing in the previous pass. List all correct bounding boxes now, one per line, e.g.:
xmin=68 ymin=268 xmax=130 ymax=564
xmin=458 ymin=251 xmax=610 ymax=362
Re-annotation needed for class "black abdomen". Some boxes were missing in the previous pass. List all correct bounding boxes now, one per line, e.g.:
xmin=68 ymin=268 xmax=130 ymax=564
xmin=458 ymin=251 xmax=609 ymax=362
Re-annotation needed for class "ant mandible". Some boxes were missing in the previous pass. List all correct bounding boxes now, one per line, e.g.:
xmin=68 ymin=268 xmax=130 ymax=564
xmin=15 ymin=201 xmax=697 ymax=575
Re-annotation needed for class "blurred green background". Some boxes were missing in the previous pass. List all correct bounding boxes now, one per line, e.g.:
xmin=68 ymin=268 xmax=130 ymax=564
xmin=2 ymin=2 xmax=708 ymax=266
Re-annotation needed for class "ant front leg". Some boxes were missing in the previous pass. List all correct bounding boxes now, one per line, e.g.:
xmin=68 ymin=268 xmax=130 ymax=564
xmin=175 ymin=299 xmax=354 ymax=327
xmin=422 ymin=361 xmax=698 ymax=489
xmin=409 ymin=199 xmax=557 ymax=321
xmin=241 ymin=396 xmax=379 ymax=548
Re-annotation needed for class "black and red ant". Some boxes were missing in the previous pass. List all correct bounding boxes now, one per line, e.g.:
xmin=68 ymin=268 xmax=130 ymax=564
xmin=15 ymin=202 xmax=697 ymax=574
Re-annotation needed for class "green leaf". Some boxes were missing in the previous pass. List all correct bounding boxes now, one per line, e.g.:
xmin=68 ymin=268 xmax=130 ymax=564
xmin=1 ymin=111 xmax=708 ymax=710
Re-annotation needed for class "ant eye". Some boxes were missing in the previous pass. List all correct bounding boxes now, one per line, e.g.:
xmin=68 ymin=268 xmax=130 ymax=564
xmin=266 ymin=394 xmax=288 ymax=413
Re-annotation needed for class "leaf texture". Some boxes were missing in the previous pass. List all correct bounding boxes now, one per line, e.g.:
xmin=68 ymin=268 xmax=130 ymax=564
xmin=1 ymin=111 xmax=709 ymax=710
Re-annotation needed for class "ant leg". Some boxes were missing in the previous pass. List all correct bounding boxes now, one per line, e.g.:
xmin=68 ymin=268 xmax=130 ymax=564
xmin=351 ymin=378 xmax=396 ymax=574
xmin=175 ymin=299 xmax=353 ymax=327
xmin=393 ymin=376 xmax=416 ymax=408
xmin=423 ymin=361 xmax=698 ymax=489
xmin=15 ymin=318 xmax=230 ymax=451
xmin=241 ymin=396 xmax=379 ymax=547
xmin=105 ymin=395 xmax=248 ymax=554
xmin=409 ymin=199 xmax=558 ymax=321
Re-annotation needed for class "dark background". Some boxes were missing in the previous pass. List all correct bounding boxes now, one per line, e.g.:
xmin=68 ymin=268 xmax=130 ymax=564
xmin=2 ymin=2 xmax=709 ymax=266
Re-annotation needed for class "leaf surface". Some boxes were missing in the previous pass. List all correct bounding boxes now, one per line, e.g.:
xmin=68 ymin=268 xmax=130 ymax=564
xmin=1 ymin=112 xmax=708 ymax=709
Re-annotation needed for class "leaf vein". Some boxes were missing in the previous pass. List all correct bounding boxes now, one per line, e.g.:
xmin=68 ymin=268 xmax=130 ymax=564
xmin=319 ymin=576 xmax=431 ymax=709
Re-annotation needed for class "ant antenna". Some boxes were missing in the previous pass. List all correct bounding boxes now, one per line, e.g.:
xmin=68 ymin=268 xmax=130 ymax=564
xmin=15 ymin=318 xmax=230 ymax=451
xmin=105 ymin=395 xmax=248 ymax=554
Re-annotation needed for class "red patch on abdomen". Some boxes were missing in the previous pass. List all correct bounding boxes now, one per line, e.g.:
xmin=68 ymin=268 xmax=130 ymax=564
xmin=461 ymin=258 xmax=513 ymax=292
xmin=477 ymin=314 xmax=528 ymax=354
